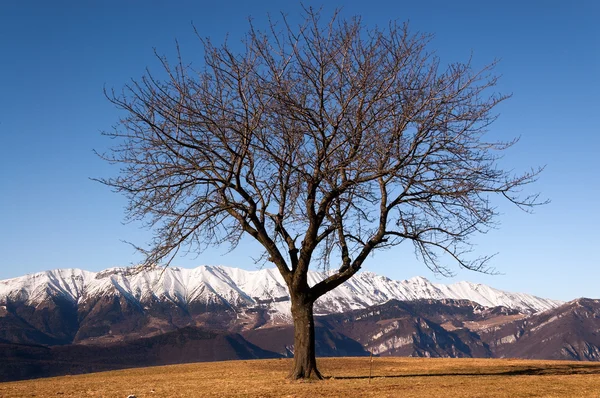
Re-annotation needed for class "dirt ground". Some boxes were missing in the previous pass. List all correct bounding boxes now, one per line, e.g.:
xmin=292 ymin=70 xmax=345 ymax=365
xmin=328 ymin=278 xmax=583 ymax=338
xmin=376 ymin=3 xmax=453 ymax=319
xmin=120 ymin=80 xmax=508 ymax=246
xmin=1 ymin=357 xmax=600 ymax=397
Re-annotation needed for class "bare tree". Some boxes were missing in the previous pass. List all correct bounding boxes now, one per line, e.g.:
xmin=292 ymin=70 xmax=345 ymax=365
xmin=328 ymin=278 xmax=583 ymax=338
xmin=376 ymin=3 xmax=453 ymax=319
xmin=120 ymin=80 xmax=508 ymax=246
xmin=100 ymin=8 xmax=543 ymax=379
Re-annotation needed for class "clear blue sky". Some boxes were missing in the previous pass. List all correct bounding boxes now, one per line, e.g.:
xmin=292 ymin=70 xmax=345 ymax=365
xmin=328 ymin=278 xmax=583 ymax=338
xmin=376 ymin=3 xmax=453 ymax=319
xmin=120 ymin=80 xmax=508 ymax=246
xmin=0 ymin=1 xmax=598 ymax=301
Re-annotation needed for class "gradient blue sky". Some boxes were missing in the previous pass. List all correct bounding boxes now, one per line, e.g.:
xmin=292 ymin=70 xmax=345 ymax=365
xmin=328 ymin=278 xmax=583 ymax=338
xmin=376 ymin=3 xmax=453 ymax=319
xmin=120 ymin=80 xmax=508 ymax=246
xmin=0 ymin=1 xmax=598 ymax=301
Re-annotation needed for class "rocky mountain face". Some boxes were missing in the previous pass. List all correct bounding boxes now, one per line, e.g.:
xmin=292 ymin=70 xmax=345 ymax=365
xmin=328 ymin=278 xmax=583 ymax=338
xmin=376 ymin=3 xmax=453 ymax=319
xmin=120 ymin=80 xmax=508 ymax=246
xmin=241 ymin=297 xmax=600 ymax=363
xmin=0 ymin=265 xmax=560 ymax=344
xmin=479 ymin=298 xmax=600 ymax=361
xmin=0 ymin=265 xmax=597 ymax=382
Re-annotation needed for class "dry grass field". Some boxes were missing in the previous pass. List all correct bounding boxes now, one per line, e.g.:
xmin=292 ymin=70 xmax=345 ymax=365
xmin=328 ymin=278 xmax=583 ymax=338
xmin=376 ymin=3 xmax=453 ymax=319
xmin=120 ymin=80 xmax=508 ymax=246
xmin=1 ymin=357 xmax=600 ymax=398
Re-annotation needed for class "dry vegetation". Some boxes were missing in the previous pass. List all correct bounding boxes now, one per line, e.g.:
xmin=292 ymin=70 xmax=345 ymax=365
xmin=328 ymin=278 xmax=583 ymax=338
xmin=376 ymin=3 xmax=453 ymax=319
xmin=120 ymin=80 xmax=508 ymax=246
xmin=1 ymin=357 xmax=600 ymax=398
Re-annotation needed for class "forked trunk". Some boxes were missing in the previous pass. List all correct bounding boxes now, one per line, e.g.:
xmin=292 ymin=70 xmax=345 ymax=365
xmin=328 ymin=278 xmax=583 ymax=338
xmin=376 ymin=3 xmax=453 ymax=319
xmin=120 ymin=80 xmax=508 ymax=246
xmin=289 ymin=295 xmax=322 ymax=380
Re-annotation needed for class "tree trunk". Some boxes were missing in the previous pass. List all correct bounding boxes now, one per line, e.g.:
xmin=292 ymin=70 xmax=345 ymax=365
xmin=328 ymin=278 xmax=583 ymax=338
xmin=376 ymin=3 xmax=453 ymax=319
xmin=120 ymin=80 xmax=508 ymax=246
xmin=288 ymin=295 xmax=322 ymax=380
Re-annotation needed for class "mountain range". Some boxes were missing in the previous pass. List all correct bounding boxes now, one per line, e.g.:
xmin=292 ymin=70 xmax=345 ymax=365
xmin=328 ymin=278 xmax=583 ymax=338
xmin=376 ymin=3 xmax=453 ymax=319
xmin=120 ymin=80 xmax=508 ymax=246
xmin=1 ymin=265 xmax=598 ymax=382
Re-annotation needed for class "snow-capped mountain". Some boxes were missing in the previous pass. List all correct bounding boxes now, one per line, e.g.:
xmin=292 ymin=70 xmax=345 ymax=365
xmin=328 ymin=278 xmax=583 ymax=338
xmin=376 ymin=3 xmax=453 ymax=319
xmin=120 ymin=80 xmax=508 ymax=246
xmin=2 ymin=266 xmax=597 ymax=382
xmin=0 ymin=265 xmax=561 ymax=318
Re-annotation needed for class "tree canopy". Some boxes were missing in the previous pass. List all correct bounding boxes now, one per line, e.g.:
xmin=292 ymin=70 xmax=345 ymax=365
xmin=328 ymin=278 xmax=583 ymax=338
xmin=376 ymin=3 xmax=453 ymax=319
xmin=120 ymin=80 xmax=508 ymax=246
xmin=100 ymin=8 xmax=543 ymax=379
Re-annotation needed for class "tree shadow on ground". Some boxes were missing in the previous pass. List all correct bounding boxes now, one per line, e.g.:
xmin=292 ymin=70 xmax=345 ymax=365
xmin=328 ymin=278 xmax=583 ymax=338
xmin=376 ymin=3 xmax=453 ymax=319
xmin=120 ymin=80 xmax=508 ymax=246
xmin=330 ymin=364 xmax=600 ymax=379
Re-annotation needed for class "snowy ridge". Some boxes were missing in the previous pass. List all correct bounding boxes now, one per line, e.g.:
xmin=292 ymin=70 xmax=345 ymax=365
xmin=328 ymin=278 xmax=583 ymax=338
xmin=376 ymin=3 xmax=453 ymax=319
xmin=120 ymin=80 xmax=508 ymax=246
xmin=0 ymin=265 xmax=562 ymax=316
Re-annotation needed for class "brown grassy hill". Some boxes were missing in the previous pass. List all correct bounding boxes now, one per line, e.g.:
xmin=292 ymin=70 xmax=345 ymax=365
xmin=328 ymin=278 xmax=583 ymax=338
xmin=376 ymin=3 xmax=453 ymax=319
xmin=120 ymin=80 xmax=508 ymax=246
xmin=1 ymin=357 xmax=600 ymax=398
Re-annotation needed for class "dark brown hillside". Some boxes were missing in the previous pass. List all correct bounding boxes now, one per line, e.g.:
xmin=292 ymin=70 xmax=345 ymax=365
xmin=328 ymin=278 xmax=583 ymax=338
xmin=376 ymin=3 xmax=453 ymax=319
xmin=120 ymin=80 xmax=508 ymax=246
xmin=317 ymin=300 xmax=495 ymax=358
xmin=242 ymin=325 xmax=370 ymax=358
xmin=0 ymin=326 xmax=281 ymax=382
xmin=2 ymin=293 xmax=600 ymax=382
xmin=242 ymin=300 xmax=498 ymax=359
xmin=0 ymin=308 xmax=64 ymax=346
xmin=1 ymin=295 xmax=79 ymax=344
xmin=1 ymin=289 xmax=244 ymax=346
xmin=487 ymin=298 xmax=600 ymax=361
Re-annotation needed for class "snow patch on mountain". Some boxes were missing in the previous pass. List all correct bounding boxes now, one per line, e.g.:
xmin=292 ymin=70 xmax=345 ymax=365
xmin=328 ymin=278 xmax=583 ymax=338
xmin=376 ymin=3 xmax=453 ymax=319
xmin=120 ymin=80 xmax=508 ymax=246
xmin=0 ymin=265 xmax=562 ymax=318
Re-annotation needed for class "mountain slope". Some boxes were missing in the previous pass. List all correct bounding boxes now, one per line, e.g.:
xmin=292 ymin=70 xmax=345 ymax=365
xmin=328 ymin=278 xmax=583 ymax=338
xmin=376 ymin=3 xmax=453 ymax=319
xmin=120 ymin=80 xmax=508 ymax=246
xmin=480 ymin=298 xmax=600 ymax=361
xmin=0 ymin=290 xmax=597 ymax=382
xmin=0 ymin=265 xmax=561 ymax=320
xmin=0 ymin=326 xmax=281 ymax=382
xmin=0 ymin=265 xmax=563 ymax=347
